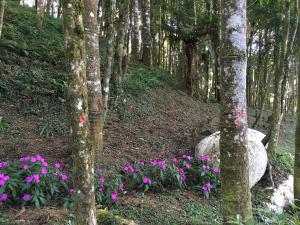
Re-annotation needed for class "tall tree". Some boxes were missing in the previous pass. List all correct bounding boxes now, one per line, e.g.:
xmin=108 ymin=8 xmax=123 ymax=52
xmin=131 ymin=0 xmax=140 ymax=60
xmin=84 ymin=0 xmax=104 ymax=156
xmin=62 ymin=0 xmax=97 ymax=224
xmin=141 ymin=0 xmax=152 ymax=67
xmin=103 ymin=0 xmax=116 ymax=116
xmin=295 ymin=57 xmax=300 ymax=207
xmin=36 ymin=0 xmax=44 ymax=27
xmin=46 ymin=0 xmax=52 ymax=15
xmin=220 ymin=0 xmax=253 ymax=223
xmin=0 ymin=0 xmax=4 ymax=39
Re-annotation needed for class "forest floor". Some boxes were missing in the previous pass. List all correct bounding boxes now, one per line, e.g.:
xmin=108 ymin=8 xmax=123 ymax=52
xmin=0 ymin=2 xmax=296 ymax=225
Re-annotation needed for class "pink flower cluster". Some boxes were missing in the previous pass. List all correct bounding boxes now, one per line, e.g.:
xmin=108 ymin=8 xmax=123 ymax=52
xmin=201 ymin=182 xmax=213 ymax=191
xmin=0 ymin=161 xmax=8 ymax=169
xmin=0 ymin=173 xmax=9 ymax=187
xmin=150 ymin=160 xmax=167 ymax=170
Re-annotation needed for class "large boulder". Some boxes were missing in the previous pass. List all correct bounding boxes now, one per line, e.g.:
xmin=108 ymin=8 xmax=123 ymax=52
xmin=195 ymin=128 xmax=267 ymax=188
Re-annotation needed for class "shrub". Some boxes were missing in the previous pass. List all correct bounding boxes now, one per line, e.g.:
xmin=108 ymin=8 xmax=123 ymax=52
xmin=0 ymin=155 xmax=70 ymax=208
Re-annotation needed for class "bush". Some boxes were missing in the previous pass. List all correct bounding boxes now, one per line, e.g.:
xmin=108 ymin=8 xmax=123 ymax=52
xmin=274 ymin=152 xmax=294 ymax=173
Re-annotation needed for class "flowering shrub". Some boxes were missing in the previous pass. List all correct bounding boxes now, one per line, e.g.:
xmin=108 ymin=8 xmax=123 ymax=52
xmin=0 ymin=153 xmax=220 ymax=208
xmin=122 ymin=154 xmax=220 ymax=198
xmin=0 ymin=155 xmax=70 ymax=207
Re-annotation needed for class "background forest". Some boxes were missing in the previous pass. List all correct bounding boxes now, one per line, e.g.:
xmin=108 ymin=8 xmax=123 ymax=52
xmin=0 ymin=0 xmax=300 ymax=224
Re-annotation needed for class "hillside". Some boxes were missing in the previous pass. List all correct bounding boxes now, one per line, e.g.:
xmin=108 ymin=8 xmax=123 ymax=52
xmin=0 ymin=2 xmax=296 ymax=225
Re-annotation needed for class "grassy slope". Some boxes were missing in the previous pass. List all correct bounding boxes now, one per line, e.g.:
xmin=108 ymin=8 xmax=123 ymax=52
xmin=0 ymin=2 xmax=295 ymax=225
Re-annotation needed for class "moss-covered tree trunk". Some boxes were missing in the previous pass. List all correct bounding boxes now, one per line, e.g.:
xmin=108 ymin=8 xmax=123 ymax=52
xmin=295 ymin=55 xmax=300 ymax=207
xmin=184 ymin=41 xmax=197 ymax=96
xmin=83 ymin=0 xmax=104 ymax=157
xmin=131 ymin=0 xmax=140 ymax=60
xmin=62 ymin=0 xmax=97 ymax=224
xmin=114 ymin=0 xmax=129 ymax=87
xmin=103 ymin=0 xmax=116 ymax=117
xmin=0 ymin=0 xmax=4 ymax=39
xmin=36 ymin=0 xmax=44 ymax=27
xmin=220 ymin=0 xmax=253 ymax=223
xmin=141 ymin=0 xmax=152 ymax=67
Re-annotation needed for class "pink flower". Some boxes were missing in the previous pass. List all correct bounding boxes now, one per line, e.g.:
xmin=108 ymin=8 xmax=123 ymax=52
xmin=60 ymin=174 xmax=68 ymax=181
xmin=30 ymin=157 xmax=37 ymax=163
xmin=42 ymin=162 xmax=48 ymax=167
xmin=158 ymin=161 xmax=167 ymax=170
xmin=22 ymin=194 xmax=31 ymax=201
xmin=179 ymin=168 xmax=186 ymax=181
xmin=98 ymin=188 xmax=104 ymax=193
xmin=41 ymin=167 xmax=48 ymax=175
xmin=201 ymin=182 xmax=213 ymax=191
xmin=0 ymin=193 xmax=7 ymax=201
xmin=200 ymin=156 xmax=210 ymax=161
xmin=79 ymin=115 xmax=86 ymax=125
xmin=143 ymin=177 xmax=152 ymax=185
xmin=185 ymin=163 xmax=191 ymax=169
xmin=136 ymin=168 xmax=142 ymax=173
xmin=182 ymin=155 xmax=192 ymax=161
xmin=54 ymin=163 xmax=61 ymax=169
xmin=0 ymin=161 xmax=8 ymax=169
xmin=118 ymin=183 xmax=124 ymax=191
xmin=69 ymin=189 xmax=75 ymax=193
xmin=150 ymin=160 xmax=158 ymax=166
xmin=123 ymin=165 xmax=134 ymax=173
xmin=22 ymin=164 xmax=29 ymax=170
xmin=138 ymin=161 xmax=145 ymax=166
xmin=172 ymin=157 xmax=178 ymax=164
xmin=213 ymin=167 xmax=219 ymax=173
xmin=25 ymin=176 xmax=33 ymax=183
xmin=96 ymin=168 xmax=103 ymax=173
xmin=98 ymin=177 xmax=105 ymax=184
xmin=33 ymin=174 xmax=40 ymax=183
xmin=202 ymin=165 xmax=210 ymax=170
xmin=111 ymin=192 xmax=118 ymax=201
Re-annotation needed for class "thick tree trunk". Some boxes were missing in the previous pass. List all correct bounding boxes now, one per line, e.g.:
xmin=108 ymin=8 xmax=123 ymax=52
xmin=267 ymin=0 xmax=290 ymax=160
xmin=103 ymin=0 xmax=116 ymax=116
xmin=295 ymin=56 xmax=300 ymax=207
xmin=114 ymin=0 xmax=129 ymax=87
xmin=131 ymin=0 xmax=140 ymax=60
xmin=62 ymin=0 xmax=97 ymax=224
xmin=220 ymin=0 xmax=253 ymax=223
xmin=46 ymin=0 xmax=52 ymax=15
xmin=0 ymin=0 xmax=4 ymax=39
xmin=36 ymin=0 xmax=44 ymax=27
xmin=141 ymin=0 xmax=152 ymax=67
xmin=84 ymin=0 xmax=104 ymax=158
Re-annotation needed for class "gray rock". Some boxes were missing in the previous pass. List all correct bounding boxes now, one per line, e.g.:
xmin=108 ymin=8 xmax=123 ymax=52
xmin=195 ymin=128 xmax=268 ymax=188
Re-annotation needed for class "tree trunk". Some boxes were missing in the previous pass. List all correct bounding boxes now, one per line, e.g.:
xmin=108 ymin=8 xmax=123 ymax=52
xmin=141 ymin=0 xmax=152 ymax=67
xmin=103 ymin=0 xmax=116 ymax=116
xmin=46 ymin=0 xmax=52 ymax=15
xmin=114 ymin=0 xmax=129 ymax=87
xmin=184 ymin=41 xmax=197 ymax=96
xmin=0 ymin=0 xmax=4 ymax=39
xmin=220 ymin=0 xmax=253 ymax=223
xmin=36 ymin=0 xmax=44 ymax=27
xmin=84 ymin=0 xmax=104 ymax=158
xmin=267 ymin=0 xmax=290 ymax=160
xmin=131 ymin=0 xmax=140 ymax=60
xmin=62 ymin=0 xmax=97 ymax=224
xmin=295 ymin=55 xmax=300 ymax=207
xmin=212 ymin=0 xmax=220 ymax=102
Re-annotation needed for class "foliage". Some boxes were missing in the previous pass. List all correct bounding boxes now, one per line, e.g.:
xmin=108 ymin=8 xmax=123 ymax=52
xmin=0 ymin=213 xmax=17 ymax=225
xmin=274 ymin=152 xmax=294 ymax=173
xmin=0 ymin=156 xmax=70 ymax=208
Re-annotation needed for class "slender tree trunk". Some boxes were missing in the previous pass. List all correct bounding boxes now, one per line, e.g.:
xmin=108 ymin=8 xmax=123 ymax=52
xmin=0 ymin=0 xmax=4 ymax=39
xmin=246 ymin=31 xmax=253 ymax=106
xmin=57 ymin=0 xmax=62 ymax=19
xmin=103 ymin=0 xmax=116 ymax=116
xmin=36 ymin=0 xmax=44 ymax=27
xmin=220 ymin=0 xmax=253 ymax=223
xmin=267 ymin=0 xmax=290 ymax=160
xmin=295 ymin=55 xmax=300 ymax=207
xmin=141 ymin=0 xmax=152 ymax=67
xmin=212 ymin=0 xmax=220 ymax=102
xmin=114 ymin=0 xmax=129 ymax=87
xmin=62 ymin=0 xmax=97 ymax=224
xmin=46 ymin=0 xmax=52 ymax=15
xmin=131 ymin=0 xmax=140 ymax=60
xmin=185 ymin=41 xmax=197 ymax=96
xmin=84 ymin=0 xmax=104 ymax=158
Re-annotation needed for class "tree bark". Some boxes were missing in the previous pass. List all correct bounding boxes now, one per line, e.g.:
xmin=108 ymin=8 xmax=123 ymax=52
xmin=267 ymin=0 xmax=290 ymax=160
xmin=131 ymin=0 xmax=140 ymax=60
xmin=36 ymin=0 xmax=44 ymax=27
xmin=103 ymin=0 xmax=116 ymax=116
xmin=141 ymin=0 xmax=152 ymax=67
xmin=62 ymin=0 xmax=97 ymax=224
xmin=46 ymin=0 xmax=52 ymax=15
xmin=220 ymin=0 xmax=253 ymax=223
xmin=84 ymin=0 xmax=104 ymax=158
xmin=184 ymin=41 xmax=197 ymax=96
xmin=295 ymin=56 xmax=300 ymax=207
xmin=0 ymin=0 xmax=4 ymax=39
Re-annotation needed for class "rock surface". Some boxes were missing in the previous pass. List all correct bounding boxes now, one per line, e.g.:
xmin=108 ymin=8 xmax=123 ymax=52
xmin=195 ymin=129 xmax=268 ymax=188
